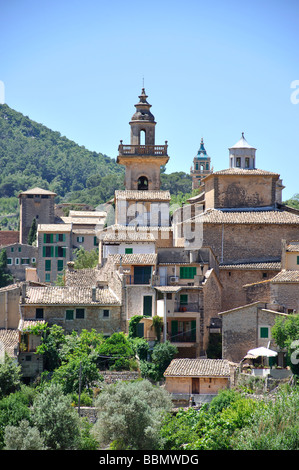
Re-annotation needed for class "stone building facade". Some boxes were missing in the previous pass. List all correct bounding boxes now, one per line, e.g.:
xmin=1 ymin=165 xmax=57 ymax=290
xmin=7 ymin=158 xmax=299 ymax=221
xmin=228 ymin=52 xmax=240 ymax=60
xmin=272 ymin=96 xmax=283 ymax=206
xmin=18 ymin=187 xmax=56 ymax=244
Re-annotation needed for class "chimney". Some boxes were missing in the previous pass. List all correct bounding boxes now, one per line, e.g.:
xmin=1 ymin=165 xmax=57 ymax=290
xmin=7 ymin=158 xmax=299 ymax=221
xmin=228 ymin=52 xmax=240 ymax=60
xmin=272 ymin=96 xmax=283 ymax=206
xmin=92 ymin=286 xmax=97 ymax=302
xmin=21 ymin=282 xmax=27 ymax=302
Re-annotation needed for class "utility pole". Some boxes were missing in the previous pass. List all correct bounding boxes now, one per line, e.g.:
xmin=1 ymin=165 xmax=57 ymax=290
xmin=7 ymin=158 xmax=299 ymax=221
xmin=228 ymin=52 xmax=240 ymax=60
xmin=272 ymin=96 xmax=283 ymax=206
xmin=78 ymin=362 xmax=82 ymax=416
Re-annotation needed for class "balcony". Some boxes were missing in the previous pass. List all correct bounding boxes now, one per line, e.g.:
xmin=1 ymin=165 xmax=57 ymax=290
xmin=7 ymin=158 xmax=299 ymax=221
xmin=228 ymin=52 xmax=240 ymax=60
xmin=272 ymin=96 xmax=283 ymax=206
xmin=125 ymin=274 xmax=151 ymax=285
xmin=169 ymin=332 xmax=196 ymax=343
xmin=118 ymin=143 xmax=168 ymax=157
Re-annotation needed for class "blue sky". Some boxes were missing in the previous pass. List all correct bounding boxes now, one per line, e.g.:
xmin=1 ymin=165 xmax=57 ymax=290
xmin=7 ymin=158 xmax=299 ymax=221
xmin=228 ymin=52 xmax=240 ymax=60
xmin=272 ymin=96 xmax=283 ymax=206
xmin=1 ymin=0 xmax=298 ymax=200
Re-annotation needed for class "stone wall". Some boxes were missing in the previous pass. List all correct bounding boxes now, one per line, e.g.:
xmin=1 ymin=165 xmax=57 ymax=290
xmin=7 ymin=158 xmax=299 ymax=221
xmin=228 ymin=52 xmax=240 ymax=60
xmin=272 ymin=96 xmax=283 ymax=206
xmin=203 ymin=223 xmax=299 ymax=264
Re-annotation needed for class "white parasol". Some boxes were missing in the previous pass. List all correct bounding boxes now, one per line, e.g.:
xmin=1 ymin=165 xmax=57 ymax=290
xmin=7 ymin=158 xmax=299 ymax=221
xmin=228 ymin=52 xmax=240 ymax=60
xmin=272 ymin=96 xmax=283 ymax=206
xmin=247 ymin=346 xmax=278 ymax=357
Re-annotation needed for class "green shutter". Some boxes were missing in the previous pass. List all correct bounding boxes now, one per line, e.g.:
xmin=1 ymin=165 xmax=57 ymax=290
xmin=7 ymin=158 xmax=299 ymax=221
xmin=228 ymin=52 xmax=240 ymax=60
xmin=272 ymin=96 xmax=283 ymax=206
xmin=191 ymin=320 xmax=196 ymax=341
xmin=66 ymin=309 xmax=74 ymax=320
xmin=62 ymin=247 xmax=66 ymax=258
xmin=180 ymin=266 xmax=196 ymax=279
xmin=43 ymin=246 xmax=46 ymax=257
xmin=45 ymin=260 xmax=51 ymax=271
xmin=125 ymin=248 xmax=133 ymax=254
xmin=57 ymin=260 xmax=63 ymax=271
xmin=171 ymin=320 xmax=178 ymax=340
xmin=180 ymin=294 xmax=188 ymax=305
xmin=260 ymin=327 xmax=269 ymax=339
xmin=44 ymin=234 xmax=47 ymax=243
xmin=143 ymin=295 xmax=152 ymax=316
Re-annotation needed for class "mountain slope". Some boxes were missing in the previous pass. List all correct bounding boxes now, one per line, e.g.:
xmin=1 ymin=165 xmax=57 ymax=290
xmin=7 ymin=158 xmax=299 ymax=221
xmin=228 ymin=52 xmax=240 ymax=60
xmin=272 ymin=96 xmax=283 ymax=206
xmin=0 ymin=104 xmax=123 ymax=201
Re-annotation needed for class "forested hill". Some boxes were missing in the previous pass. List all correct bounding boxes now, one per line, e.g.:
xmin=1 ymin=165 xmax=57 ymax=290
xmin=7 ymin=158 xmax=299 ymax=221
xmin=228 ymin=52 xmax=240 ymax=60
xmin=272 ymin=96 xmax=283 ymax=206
xmin=0 ymin=104 xmax=193 ymax=209
xmin=0 ymin=103 xmax=123 ymax=201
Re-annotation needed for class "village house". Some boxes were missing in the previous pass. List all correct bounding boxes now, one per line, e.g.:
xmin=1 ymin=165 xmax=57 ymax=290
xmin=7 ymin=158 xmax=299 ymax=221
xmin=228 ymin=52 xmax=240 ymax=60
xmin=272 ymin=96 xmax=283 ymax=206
xmin=20 ymin=281 xmax=123 ymax=336
xmin=164 ymin=358 xmax=234 ymax=404
xmin=1 ymin=243 xmax=38 ymax=282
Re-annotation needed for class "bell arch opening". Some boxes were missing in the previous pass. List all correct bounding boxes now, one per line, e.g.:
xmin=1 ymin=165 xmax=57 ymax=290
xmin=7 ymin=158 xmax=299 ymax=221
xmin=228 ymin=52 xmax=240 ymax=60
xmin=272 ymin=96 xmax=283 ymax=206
xmin=138 ymin=176 xmax=149 ymax=190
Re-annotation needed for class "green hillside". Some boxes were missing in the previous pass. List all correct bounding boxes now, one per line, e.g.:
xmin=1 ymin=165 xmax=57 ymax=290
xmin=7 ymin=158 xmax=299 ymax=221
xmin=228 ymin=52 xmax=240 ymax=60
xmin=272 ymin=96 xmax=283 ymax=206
xmin=0 ymin=104 xmax=123 ymax=201
xmin=0 ymin=104 xmax=194 ymax=228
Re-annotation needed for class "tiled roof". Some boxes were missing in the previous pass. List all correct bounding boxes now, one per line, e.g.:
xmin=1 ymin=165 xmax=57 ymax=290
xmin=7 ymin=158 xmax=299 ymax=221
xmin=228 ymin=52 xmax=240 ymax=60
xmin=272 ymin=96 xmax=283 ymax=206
xmin=164 ymin=358 xmax=231 ymax=377
xmin=115 ymin=190 xmax=171 ymax=201
xmin=38 ymin=224 xmax=72 ymax=232
xmin=220 ymin=261 xmax=281 ymax=270
xmin=69 ymin=210 xmax=106 ymax=218
xmin=108 ymin=253 xmax=157 ymax=265
xmin=102 ymin=231 xmax=156 ymax=242
xmin=65 ymin=267 xmax=105 ymax=287
xmin=0 ymin=231 xmax=19 ymax=246
xmin=22 ymin=286 xmax=121 ymax=305
xmin=18 ymin=319 xmax=46 ymax=332
xmin=211 ymin=168 xmax=278 ymax=176
xmin=271 ymin=270 xmax=299 ymax=283
xmin=0 ymin=329 xmax=19 ymax=358
xmin=195 ymin=209 xmax=299 ymax=225
xmin=18 ymin=187 xmax=56 ymax=196
xmin=286 ymin=242 xmax=299 ymax=252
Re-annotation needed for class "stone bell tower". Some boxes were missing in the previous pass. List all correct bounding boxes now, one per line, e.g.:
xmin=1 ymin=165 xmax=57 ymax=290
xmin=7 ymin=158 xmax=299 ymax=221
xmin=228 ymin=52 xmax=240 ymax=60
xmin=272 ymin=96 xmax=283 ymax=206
xmin=115 ymin=89 xmax=171 ymax=228
xmin=117 ymin=88 xmax=169 ymax=190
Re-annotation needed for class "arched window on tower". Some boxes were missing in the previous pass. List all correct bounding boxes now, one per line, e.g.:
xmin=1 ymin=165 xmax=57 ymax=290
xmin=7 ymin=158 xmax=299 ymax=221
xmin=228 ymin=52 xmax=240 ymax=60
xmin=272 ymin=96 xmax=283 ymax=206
xmin=140 ymin=129 xmax=146 ymax=145
xmin=138 ymin=176 xmax=149 ymax=190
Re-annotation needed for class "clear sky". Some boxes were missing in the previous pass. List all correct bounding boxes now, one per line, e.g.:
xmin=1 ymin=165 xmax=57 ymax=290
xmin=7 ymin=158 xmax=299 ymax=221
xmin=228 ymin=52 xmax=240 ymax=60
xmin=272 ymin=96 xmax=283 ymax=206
xmin=1 ymin=0 xmax=298 ymax=199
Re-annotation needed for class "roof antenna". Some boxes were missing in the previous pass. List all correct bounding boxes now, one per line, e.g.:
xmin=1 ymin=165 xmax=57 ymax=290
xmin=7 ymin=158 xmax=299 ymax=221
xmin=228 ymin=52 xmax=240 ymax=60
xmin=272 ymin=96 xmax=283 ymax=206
xmin=142 ymin=76 xmax=145 ymax=89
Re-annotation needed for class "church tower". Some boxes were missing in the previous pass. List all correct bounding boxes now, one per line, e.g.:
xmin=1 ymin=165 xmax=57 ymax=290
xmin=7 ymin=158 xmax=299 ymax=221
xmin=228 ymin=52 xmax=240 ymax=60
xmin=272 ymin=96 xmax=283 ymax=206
xmin=190 ymin=138 xmax=212 ymax=190
xmin=115 ymin=89 xmax=171 ymax=228
xmin=117 ymin=88 xmax=169 ymax=190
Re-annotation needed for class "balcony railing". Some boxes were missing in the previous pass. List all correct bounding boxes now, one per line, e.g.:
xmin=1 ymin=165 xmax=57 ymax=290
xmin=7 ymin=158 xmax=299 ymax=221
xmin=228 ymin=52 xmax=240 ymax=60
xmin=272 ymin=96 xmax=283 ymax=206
xmin=118 ymin=143 xmax=168 ymax=157
xmin=125 ymin=274 xmax=151 ymax=285
xmin=169 ymin=332 xmax=196 ymax=343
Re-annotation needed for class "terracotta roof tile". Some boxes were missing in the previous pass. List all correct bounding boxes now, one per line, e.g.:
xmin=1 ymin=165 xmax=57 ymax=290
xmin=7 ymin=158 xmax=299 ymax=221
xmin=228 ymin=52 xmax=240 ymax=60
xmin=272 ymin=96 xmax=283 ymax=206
xmin=271 ymin=270 xmax=299 ymax=283
xmin=115 ymin=190 xmax=171 ymax=201
xmin=22 ymin=286 xmax=120 ymax=305
xmin=0 ymin=329 xmax=19 ymax=358
xmin=196 ymin=209 xmax=299 ymax=225
xmin=164 ymin=358 xmax=231 ymax=377
xmin=220 ymin=261 xmax=281 ymax=270
xmin=108 ymin=253 xmax=157 ymax=265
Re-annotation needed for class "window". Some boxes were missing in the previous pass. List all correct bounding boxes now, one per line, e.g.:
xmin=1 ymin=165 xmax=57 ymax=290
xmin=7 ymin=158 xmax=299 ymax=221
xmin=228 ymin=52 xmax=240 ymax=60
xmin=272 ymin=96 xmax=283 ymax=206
xmin=15 ymin=258 xmax=20 ymax=265
xmin=103 ymin=309 xmax=110 ymax=318
xmin=56 ymin=233 xmax=66 ymax=242
xmin=45 ymin=260 xmax=51 ymax=271
xmin=166 ymin=293 xmax=172 ymax=300
xmin=66 ymin=309 xmax=74 ymax=320
xmin=94 ymin=236 xmax=99 ymax=246
xmin=76 ymin=308 xmax=85 ymax=319
xmin=21 ymin=258 xmax=30 ymax=265
xmin=143 ymin=295 xmax=153 ymax=316
xmin=10 ymin=247 xmax=14 ymax=252
xmin=125 ymin=248 xmax=133 ymax=254
xmin=297 ymin=256 xmax=299 ymax=265
xmin=77 ymin=236 xmax=84 ymax=243
xmin=245 ymin=157 xmax=250 ymax=168
xmin=36 ymin=308 xmax=44 ymax=319
xmin=44 ymin=234 xmax=53 ymax=243
xmin=31 ymin=257 xmax=36 ymax=264
xmin=18 ymin=247 xmax=21 ymax=252
xmin=180 ymin=266 xmax=197 ymax=279
xmin=45 ymin=273 xmax=51 ymax=282
xmin=260 ymin=327 xmax=269 ymax=339
xmin=57 ymin=260 xmax=64 ymax=271
xmin=180 ymin=294 xmax=188 ymax=305
xmin=7 ymin=258 xmax=12 ymax=265
xmin=43 ymin=246 xmax=54 ymax=257
xmin=55 ymin=246 xmax=66 ymax=257
xmin=236 ymin=157 xmax=241 ymax=167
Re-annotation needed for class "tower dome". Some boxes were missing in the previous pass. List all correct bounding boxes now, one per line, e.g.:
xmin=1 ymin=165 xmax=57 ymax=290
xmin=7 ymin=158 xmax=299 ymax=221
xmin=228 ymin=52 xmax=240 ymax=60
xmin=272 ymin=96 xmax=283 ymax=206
xmin=131 ymin=88 xmax=155 ymax=122
xmin=229 ymin=133 xmax=256 ymax=169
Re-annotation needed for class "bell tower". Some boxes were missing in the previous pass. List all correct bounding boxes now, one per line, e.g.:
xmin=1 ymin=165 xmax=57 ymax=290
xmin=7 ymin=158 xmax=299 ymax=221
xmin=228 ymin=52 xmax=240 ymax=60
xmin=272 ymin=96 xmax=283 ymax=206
xmin=117 ymin=88 xmax=169 ymax=190
xmin=115 ymin=89 xmax=171 ymax=228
